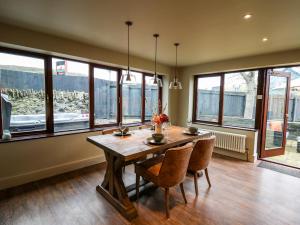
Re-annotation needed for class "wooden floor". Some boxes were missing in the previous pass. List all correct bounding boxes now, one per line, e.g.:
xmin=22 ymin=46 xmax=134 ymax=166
xmin=1 ymin=154 xmax=300 ymax=225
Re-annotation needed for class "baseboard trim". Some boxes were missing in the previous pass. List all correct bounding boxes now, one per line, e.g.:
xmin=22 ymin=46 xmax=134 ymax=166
xmin=0 ymin=155 xmax=105 ymax=190
xmin=213 ymin=148 xmax=248 ymax=161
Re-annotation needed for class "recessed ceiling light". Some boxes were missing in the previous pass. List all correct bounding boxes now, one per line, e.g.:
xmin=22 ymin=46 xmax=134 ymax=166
xmin=262 ymin=37 xmax=269 ymax=42
xmin=243 ymin=13 xmax=252 ymax=20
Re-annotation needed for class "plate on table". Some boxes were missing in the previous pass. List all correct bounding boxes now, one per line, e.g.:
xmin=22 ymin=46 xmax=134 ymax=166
xmin=183 ymin=130 xmax=200 ymax=136
xmin=113 ymin=131 xmax=132 ymax=136
xmin=145 ymin=137 xmax=167 ymax=145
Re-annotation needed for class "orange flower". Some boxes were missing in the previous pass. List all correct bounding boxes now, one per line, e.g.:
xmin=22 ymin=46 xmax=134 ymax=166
xmin=152 ymin=113 xmax=169 ymax=125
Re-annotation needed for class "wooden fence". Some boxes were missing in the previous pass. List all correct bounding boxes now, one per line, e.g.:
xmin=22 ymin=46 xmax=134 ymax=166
xmin=197 ymin=90 xmax=246 ymax=118
xmin=197 ymin=90 xmax=300 ymax=122
xmin=0 ymin=69 xmax=158 ymax=119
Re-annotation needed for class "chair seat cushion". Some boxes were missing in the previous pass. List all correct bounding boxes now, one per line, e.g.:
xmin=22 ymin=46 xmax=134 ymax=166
xmin=135 ymin=155 xmax=164 ymax=182
xmin=147 ymin=162 xmax=162 ymax=176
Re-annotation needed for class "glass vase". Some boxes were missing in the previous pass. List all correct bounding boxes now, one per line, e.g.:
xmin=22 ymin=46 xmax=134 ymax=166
xmin=155 ymin=123 xmax=162 ymax=134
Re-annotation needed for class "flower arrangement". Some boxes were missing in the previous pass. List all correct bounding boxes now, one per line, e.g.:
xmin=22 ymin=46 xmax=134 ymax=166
xmin=152 ymin=102 xmax=169 ymax=133
xmin=152 ymin=113 xmax=169 ymax=125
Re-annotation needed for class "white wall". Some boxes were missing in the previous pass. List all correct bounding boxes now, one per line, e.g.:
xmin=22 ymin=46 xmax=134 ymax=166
xmin=0 ymin=131 xmax=105 ymax=190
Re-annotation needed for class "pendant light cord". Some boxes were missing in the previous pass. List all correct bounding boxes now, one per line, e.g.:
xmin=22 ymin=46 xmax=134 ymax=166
xmin=155 ymin=35 xmax=157 ymax=75
xmin=175 ymin=45 xmax=177 ymax=79
xmin=174 ymin=43 xmax=179 ymax=80
xmin=127 ymin=23 xmax=130 ymax=72
xmin=125 ymin=21 xmax=132 ymax=73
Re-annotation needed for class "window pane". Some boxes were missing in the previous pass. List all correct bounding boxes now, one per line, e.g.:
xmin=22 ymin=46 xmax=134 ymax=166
xmin=122 ymin=70 xmax=142 ymax=124
xmin=145 ymin=76 xmax=159 ymax=120
xmin=223 ymin=71 xmax=258 ymax=128
xmin=94 ymin=68 xmax=117 ymax=125
xmin=196 ymin=76 xmax=221 ymax=122
xmin=274 ymin=67 xmax=298 ymax=125
xmin=265 ymin=75 xmax=287 ymax=149
xmin=0 ymin=52 xmax=46 ymax=133
xmin=269 ymin=67 xmax=300 ymax=165
xmin=52 ymin=58 xmax=89 ymax=131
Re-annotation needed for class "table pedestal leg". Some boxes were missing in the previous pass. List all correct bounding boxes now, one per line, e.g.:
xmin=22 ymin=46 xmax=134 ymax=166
xmin=96 ymin=152 xmax=137 ymax=220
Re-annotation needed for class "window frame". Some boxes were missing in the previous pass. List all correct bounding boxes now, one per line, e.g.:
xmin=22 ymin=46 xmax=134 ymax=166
xmin=51 ymin=56 xmax=91 ymax=133
xmin=90 ymin=64 xmax=121 ymax=129
xmin=120 ymin=69 xmax=144 ymax=124
xmin=143 ymin=73 xmax=163 ymax=122
xmin=0 ymin=47 xmax=49 ymax=137
xmin=0 ymin=47 xmax=163 ymax=140
xmin=193 ymin=68 xmax=262 ymax=130
xmin=222 ymin=69 xmax=259 ymax=129
xmin=0 ymin=91 xmax=2 ymax=138
xmin=192 ymin=73 xmax=224 ymax=125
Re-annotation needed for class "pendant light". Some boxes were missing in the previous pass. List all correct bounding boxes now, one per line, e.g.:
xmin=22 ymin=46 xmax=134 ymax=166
xmin=150 ymin=34 xmax=163 ymax=87
xmin=120 ymin=21 xmax=136 ymax=85
xmin=169 ymin=43 xmax=182 ymax=90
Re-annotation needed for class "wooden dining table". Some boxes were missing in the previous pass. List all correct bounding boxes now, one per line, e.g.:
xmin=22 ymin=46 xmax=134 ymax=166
xmin=87 ymin=126 xmax=210 ymax=220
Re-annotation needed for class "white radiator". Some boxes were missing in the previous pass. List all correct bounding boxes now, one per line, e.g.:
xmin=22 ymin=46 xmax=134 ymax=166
xmin=206 ymin=130 xmax=247 ymax=153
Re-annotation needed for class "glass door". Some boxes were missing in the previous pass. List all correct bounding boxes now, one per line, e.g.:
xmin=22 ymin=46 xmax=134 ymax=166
xmin=261 ymin=70 xmax=290 ymax=158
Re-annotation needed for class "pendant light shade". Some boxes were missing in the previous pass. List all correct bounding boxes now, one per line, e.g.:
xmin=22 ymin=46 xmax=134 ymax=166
xmin=150 ymin=33 xmax=163 ymax=87
xmin=169 ymin=77 xmax=183 ymax=89
xmin=120 ymin=21 xmax=136 ymax=85
xmin=169 ymin=43 xmax=183 ymax=90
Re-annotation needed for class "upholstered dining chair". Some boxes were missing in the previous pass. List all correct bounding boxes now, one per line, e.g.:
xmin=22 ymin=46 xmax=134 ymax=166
xmin=135 ymin=143 xmax=193 ymax=218
xmin=188 ymin=136 xmax=216 ymax=195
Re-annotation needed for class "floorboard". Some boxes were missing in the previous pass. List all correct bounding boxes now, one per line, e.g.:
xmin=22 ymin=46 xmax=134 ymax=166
xmin=1 ymin=155 xmax=300 ymax=225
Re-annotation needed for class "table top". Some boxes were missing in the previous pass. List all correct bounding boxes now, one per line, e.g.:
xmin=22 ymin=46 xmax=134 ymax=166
xmin=87 ymin=126 xmax=210 ymax=161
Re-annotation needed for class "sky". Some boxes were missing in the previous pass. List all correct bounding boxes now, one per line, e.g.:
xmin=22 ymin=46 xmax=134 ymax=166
xmin=52 ymin=58 xmax=88 ymax=75
xmin=94 ymin=68 xmax=117 ymax=81
xmin=198 ymin=76 xmax=220 ymax=90
xmin=2 ymin=52 xmax=300 ymax=85
xmin=0 ymin=53 xmax=44 ymax=68
xmin=198 ymin=71 xmax=259 ymax=91
xmin=0 ymin=53 xmax=144 ymax=83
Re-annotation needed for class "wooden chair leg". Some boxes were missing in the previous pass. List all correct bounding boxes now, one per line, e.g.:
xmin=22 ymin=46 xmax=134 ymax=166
xmin=179 ymin=183 xmax=187 ymax=204
xmin=164 ymin=188 xmax=170 ymax=218
xmin=205 ymin=168 xmax=211 ymax=187
xmin=136 ymin=175 xmax=140 ymax=202
xmin=193 ymin=172 xmax=199 ymax=196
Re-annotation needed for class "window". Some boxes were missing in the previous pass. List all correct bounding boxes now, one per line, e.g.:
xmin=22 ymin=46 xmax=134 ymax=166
xmin=273 ymin=67 xmax=300 ymax=125
xmin=0 ymin=52 xmax=46 ymax=133
xmin=52 ymin=58 xmax=89 ymax=132
xmin=145 ymin=75 xmax=160 ymax=120
xmin=193 ymin=70 xmax=259 ymax=129
xmin=121 ymin=70 xmax=142 ymax=124
xmin=94 ymin=67 xmax=118 ymax=125
xmin=195 ymin=75 xmax=222 ymax=123
xmin=0 ymin=47 xmax=164 ymax=140
xmin=223 ymin=71 xmax=258 ymax=128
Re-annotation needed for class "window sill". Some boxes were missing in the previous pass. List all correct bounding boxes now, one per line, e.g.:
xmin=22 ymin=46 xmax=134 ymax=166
xmin=192 ymin=122 xmax=258 ymax=132
xmin=0 ymin=122 xmax=151 ymax=144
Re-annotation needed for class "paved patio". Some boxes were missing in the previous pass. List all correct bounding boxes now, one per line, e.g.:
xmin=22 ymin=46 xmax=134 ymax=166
xmin=267 ymin=140 xmax=300 ymax=168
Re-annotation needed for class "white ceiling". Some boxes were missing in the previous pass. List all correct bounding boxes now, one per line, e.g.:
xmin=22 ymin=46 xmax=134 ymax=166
xmin=0 ymin=0 xmax=300 ymax=66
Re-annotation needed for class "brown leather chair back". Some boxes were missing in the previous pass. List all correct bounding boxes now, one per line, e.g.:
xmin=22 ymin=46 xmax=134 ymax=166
xmin=158 ymin=143 xmax=193 ymax=188
xmin=188 ymin=136 xmax=216 ymax=172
